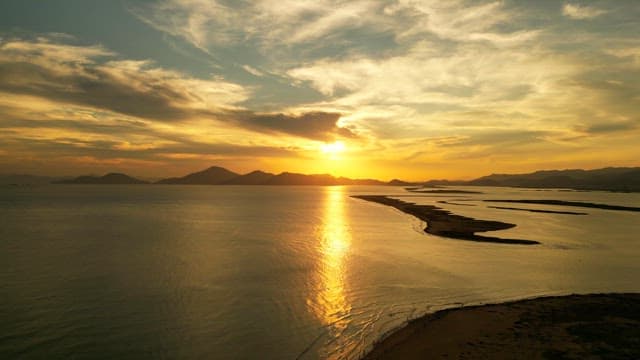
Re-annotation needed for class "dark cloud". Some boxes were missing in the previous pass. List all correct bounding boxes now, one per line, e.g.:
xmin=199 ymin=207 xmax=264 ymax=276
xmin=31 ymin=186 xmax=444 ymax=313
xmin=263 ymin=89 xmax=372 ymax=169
xmin=226 ymin=111 xmax=357 ymax=141
xmin=0 ymin=113 xmax=299 ymax=161
xmin=0 ymin=38 xmax=354 ymax=141
xmin=0 ymin=61 xmax=195 ymax=121
xmin=582 ymin=121 xmax=638 ymax=134
xmin=0 ymin=134 xmax=297 ymax=160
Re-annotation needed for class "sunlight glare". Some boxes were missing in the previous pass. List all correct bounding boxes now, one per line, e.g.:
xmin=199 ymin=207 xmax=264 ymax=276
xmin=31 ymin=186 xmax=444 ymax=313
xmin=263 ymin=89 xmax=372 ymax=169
xmin=320 ymin=141 xmax=346 ymax=155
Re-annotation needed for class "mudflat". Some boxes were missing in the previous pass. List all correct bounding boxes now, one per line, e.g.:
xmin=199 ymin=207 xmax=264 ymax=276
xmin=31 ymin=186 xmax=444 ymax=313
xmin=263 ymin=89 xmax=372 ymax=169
xmin=363 ymin=293 xmax=640 ymax=360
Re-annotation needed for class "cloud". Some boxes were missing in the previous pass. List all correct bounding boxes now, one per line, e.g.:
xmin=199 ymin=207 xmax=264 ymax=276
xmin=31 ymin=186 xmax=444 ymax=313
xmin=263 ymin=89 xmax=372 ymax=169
xmin=227 ymin=111 xmax=357 ymax=141
xmin=242 ymin=65 xmax=265 ymax=77
xmin=2 ymin=2 xmax=640 ymax=178
xmin=0 ymin=36 xmax=354 ymax=141
xmin=0 ymin=37 xmax=249 ymax=120
xmin=0 ymin=131 xmax=299 ymax=177
xmin=130 ymin=0 xmax=384 ymax=51
xmin=0 ymin=121 xmax=298 ymax=161
xmin=129 ymin=0 xmax=538 ymax=64
xmin=562 ymin=3 xmax=607 ymax=19
xmin=286 ymin=41 xmax=569 ymax=109
xmin=580 ymin=121 xmax=638 ymax=134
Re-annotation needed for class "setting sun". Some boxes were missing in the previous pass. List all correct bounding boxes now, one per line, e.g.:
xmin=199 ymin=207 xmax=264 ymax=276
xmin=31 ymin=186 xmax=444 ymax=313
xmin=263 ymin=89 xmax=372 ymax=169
xmin=320 ymin=141 xmax=346 ymax=156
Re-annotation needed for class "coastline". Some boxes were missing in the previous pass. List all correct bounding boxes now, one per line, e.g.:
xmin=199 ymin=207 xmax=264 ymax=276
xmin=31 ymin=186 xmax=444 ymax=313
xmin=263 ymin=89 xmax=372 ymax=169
xmin=362 ymin=293 xmax=640 ymax=359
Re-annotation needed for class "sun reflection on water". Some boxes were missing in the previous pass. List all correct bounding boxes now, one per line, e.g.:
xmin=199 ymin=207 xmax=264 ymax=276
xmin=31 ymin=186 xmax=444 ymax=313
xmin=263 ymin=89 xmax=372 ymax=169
xmin=309 ymin=186 xmax=353 ymax=346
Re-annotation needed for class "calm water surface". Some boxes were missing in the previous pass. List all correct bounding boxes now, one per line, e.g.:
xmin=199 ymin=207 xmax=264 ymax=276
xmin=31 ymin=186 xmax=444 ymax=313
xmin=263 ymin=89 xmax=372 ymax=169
xmin=1 ymin=185 xmax=639 ymax=359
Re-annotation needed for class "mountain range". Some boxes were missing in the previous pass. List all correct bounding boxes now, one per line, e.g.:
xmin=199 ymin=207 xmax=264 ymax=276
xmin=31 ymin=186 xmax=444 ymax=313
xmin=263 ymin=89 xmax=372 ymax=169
xmin=54 ymin=173 xmax=149 ymax=184
xmin=2 ymin=166 xmax=638 ymax=191
xmin=424 ymin=167 xmax=640 ymax=192
xmin=155 ymin=166 xmax=396 ymax=185
xmin=32 ymin=166 xmax=403 ymax=186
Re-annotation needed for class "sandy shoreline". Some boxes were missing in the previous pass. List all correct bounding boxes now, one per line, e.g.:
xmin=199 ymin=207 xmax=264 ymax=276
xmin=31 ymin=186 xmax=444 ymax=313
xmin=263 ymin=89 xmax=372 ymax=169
xmin=362 ymin=293 xmax=640 ymax=359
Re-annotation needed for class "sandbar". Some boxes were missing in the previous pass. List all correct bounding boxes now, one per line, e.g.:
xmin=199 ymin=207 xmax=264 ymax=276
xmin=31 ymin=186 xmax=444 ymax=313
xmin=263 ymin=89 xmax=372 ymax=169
xmin=437 ymin=200 xmax=477 ymax=207
xmin=363 ymin=293 xmax=640 ymax=359
xmin=352 ymin=195 xmax=539 ymax=245
xmin=484 ymin=199 xmax=640 ymax=212
xmin=408 ymin=189 xmax=483 ymax=194
xmin=487 ymin=206 xmax=587 ymax=215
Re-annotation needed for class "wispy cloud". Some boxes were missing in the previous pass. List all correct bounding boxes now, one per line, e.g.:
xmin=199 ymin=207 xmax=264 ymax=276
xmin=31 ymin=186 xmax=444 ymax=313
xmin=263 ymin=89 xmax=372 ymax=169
xmin=0 ymin=36 xmax=353 ymax=141
xmin=0 ymin=37 xmax=249 ymax=119
xmin=129 ymin=0 xmax=538 ymax=63
xmin=242 ymin=65 xmax=265 ymax=77
xmin=562 ymin=3 xmax=607 ymax=19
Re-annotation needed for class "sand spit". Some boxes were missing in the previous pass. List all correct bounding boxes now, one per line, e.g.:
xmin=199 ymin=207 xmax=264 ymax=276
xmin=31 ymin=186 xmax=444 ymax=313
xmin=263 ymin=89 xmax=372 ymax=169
xmin=352 ymin=195 xmax=539 ymax=245
xmin=484 ymin=199 xmax=640 ymax=212
xmin=487 ymin=206 xmax=587 ymax=215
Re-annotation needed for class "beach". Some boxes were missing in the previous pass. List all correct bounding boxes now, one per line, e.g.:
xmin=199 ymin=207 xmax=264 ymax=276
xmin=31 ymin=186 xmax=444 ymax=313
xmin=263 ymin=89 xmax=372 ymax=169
xmin=363 ymin=293 xmax=640 ymax=359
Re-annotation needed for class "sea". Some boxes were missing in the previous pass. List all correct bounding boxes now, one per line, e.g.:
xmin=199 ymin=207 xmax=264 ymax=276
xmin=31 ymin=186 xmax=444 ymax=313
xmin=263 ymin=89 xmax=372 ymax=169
xmin=1 ymin=185 xmax=639 ymax=359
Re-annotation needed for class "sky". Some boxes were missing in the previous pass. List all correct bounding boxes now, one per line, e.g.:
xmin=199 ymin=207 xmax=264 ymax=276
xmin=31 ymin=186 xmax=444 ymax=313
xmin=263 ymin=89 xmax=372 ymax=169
xmin=0 ymin=0 xmax=639 ymax=180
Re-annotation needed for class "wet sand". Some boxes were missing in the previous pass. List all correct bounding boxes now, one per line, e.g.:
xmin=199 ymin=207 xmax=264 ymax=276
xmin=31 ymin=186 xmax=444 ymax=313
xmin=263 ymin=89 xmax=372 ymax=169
xmin=487 ymin=206 xmax=587 ymax=215
xmin=352 ymin=195 xmax=539 ymax=245
xmin=485 ymin=199 xmax=640 ymax=212
xmin=408 ymin=189 xmax=483 ymax=194
xmin=437 ymin=200 xmax=477 ymax=207
xmin=363 ymin=293 xmax=640 ymax=360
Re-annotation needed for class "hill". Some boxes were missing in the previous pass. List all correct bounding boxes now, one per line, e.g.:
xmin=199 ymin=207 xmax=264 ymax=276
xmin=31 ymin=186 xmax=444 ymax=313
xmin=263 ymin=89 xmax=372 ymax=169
xmin=54 ymin=173 xmax=148 ymax=184
xmin=156 ymin=166 xmax=240 ymax=184
xmin=157 ymin=166 xmax=391 ymax=185
xmin=226 ymin=170 xmax=275 ymax=185
xmin=424 ymin=167 xmax=640 ymax=192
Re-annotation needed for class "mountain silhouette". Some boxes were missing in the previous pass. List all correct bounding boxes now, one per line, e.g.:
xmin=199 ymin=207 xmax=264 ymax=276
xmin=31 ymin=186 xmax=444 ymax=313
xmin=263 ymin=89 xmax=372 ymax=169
xmin=46 ymin=166 xmax=640 ymax=190
xmin=156 ymin=166 xmax=239 ymax=184
xmin=226 ymin=170 xmax=275 ymax=185
xmin=425 ymin=167 xmax=640 ymax=192
xmin=157 ymin=166 xmax=390 ymax=185
xmin=55 ymin=173 xmax=148 ymax=184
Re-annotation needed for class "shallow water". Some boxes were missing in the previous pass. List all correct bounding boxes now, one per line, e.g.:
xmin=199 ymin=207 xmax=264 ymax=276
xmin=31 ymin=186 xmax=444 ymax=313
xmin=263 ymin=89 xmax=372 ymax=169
xmin=1 ymin=185 xmax=639 ymax=359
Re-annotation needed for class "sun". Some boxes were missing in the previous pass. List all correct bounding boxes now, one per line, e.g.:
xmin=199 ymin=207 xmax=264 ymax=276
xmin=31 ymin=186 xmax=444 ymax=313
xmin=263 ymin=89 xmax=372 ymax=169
xmin=320 ymin=141 xmax=346 ymax=156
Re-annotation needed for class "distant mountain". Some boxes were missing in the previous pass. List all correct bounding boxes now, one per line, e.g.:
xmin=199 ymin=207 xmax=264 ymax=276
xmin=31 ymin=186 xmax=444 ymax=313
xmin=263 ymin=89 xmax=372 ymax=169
xmin=425 ymin=167 xmax=640 ymax=192
xmin=388 ymin=179 xmax=414 ymax=186
xmin=157 ymin=166 xmax=395 ymax=185
xmin=156 ymin=166 xmax=239 ymax=184
xmin=419 ymin=179 xmax=463 ymax=187
xmin=264 ymin=172 xmax=335 ymax=185
xmin=336 ymin=177 xmax=386 ymax=186
xmin=0 ymin=174 xmax=64 ymax=185
xmin=9 ymin=166 xmax=638 ymax=190
xmin=226 ymin=170 xmax=275 ymax=185
xmin=55 ymin=173 xmax=148 ymax=184
xmin=263 ymin=172 xmax=389 ymax=185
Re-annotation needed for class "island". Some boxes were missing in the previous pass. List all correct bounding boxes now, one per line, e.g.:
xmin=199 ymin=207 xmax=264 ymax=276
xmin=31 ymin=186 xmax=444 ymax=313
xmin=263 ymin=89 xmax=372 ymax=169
xmin=53 ymin=173 xmax=148 ymax=184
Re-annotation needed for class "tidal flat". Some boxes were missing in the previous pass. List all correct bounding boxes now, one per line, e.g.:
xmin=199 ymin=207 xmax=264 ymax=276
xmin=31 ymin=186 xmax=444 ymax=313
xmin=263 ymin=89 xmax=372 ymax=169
xmin=363 ymin=293 xmax=640 ymax=360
